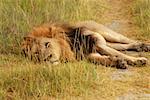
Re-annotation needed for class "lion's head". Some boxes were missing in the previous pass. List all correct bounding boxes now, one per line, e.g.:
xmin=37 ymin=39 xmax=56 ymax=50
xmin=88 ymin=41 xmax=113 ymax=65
xmin=21 ymin=23 xmax=76 ymax=64
xmin=21 ymin=36 xmax=61 ymax=65
xmin=38 ymin=37 xmax=61 ymax=65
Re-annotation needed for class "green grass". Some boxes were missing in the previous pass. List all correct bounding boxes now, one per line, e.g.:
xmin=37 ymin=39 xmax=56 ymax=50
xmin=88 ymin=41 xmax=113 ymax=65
xmin=0 ymin=54 xmax=149 ymax=99
xmin=0 ymin=0 xmax=107 ymax=54
xmin=0 ymin=0 xmax=150 ymax=99
xmin=0 ymin=54 xmax=99 ymax=99
xmin=133 ymin=0 xmax=150 ymax=39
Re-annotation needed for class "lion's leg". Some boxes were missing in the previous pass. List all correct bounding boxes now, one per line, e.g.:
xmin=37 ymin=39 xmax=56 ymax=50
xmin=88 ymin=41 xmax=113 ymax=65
xmin=76 ymin=21 xmax=136 ymax=43
xmin=107 ymin=42 xmax=150 ymax=52
xmin=82 ymin=30 xmax=147 ymax=66
xmin=87 ymin=53 xmax=128 ymax=69
xmin=106 ymin=42 xmax=133 ymax=51
xmin=90 ymin=32 xmax=147 ymax=65
xmin=96 ymin=44 xmax=147 ymax=66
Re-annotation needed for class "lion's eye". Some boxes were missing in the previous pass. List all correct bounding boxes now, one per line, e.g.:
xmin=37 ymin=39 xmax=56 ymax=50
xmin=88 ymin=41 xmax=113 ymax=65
xmin=35 ymin=51 xmax=39 ymax=55
xmin=45 ymin=42 xmax=50 ymax=48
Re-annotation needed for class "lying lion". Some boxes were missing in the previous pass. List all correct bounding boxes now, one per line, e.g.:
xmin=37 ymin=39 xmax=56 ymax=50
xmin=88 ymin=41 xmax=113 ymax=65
xmin=21 ymin=21 xmax=150 ymax=69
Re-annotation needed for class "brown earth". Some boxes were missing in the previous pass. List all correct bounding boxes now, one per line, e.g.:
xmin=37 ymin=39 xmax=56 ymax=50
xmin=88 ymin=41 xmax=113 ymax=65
xmin=99 ymin=0 xmax=150 ymax=99
xmin=101 ymin=0 xmax=140 ymax=38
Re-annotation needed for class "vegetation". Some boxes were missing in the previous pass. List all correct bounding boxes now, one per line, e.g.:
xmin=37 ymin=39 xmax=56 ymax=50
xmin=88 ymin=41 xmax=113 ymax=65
xmin=133 ymin=0 xmax=150 ymax=39
xmin=0 ymin=55 xmax=99 ymax=99
xmin=0 ymin=0 xmax=106 ymax=54
xmin=0 ymin=0 xmax=108 ymax=99
xmin=0 ymin=0 xmax=149 ymax=99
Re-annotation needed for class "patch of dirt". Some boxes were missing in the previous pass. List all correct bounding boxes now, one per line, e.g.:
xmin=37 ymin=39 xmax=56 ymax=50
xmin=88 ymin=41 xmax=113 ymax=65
xmin=100 ymin=0 xmax=150 ymax=99
xmin=101 ymin=0 xmax=140 ymax=38
xmin=117 ymin=92 xmax=150 ymax=100
xmin=111 ymin=69 xmax=134 ymax=81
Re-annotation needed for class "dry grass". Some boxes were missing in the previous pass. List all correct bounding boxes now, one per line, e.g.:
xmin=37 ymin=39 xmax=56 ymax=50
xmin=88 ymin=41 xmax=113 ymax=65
xmin=0 ymin=0 xmax=150 ymax=99
xmin=0 ymin=54 xmax=149 ymax=100
xmin=0 ymin=0 xmax=107 ymax=54
xmin=132 ymin=0 xmax=150 ymax=40
xmin=0 ymin=54 xmax=99 ymax=99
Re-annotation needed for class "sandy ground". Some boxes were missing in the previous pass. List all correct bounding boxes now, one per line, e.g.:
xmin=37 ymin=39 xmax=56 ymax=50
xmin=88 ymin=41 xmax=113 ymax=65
xmin=101 ymin=0 xmax=150 ymax=99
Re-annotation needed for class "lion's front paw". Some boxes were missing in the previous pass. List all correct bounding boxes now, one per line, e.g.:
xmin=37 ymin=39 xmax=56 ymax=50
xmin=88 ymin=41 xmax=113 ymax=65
xmin=116 ymin=59 xmax=128 ymax=69
xmin=109 ymin=57 xmax=128 ymax=69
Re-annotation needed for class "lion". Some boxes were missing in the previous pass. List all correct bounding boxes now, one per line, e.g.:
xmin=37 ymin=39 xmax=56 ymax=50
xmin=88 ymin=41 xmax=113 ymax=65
xmin=22 ymin=36 xmax=128 ymax=69
xmin=21 ymin=21 xmax=150 ymax=68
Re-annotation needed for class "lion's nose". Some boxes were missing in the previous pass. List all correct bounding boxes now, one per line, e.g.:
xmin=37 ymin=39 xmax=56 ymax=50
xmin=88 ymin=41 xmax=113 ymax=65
xmin=47 ymin=54 xmax=53 ymax=60
xmin=44 ymin=54 xmax=53 ymax=61
xmin=44 ymin=59 xmax=47 ymax=61
xmin=49 ymin=54 xmax=52 ymax=58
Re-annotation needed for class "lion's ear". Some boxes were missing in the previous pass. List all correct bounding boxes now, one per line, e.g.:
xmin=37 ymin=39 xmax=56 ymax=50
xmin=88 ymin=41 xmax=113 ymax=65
xmin=23 ymin=36 xmax=36 ymax=42
xmin=49 ymin=26 xmax=56 ymax=32
xmin=24 ymin=36 xmax=31 ymax=40
xmin=49 ymin=27 xmax=52 ymax=32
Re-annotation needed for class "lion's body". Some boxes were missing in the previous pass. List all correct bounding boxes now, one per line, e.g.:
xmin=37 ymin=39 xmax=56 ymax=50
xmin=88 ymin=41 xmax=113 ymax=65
xmin=21 ymin=21 xmax=150 ymax=68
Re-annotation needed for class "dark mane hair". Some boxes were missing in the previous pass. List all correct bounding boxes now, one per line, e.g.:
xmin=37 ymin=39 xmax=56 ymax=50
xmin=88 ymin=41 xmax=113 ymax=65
xmin=25 ymin=22 xmax=96 ymax=60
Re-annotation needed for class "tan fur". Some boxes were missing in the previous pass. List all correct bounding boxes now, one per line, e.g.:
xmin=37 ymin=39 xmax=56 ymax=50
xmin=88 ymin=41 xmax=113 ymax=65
xmin=27 ymin=23 xmax=72 ymax=41
xmin=21 ymin=21 xmax=150 ymax=68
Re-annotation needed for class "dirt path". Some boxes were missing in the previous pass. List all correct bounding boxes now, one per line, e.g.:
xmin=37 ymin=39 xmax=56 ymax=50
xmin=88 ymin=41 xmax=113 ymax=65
xmin=100 ymin=0 xmax=150 ymax=99
xmin=101 ymin=0 xmax=139 ymax=38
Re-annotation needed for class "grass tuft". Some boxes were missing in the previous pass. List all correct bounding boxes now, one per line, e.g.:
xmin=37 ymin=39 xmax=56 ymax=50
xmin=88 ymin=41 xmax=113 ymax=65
xmin=0 ymin=56 xmax=99 ymax=99
xmin=132 ymin=0 xmax=150 ymax=39
xmin=0 ymin=0 xmax=107 ymax=54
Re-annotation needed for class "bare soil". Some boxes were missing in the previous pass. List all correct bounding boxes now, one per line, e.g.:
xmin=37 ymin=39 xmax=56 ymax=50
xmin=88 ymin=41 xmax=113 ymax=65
xmin=101 ymin=0 xmax=150 ymax=99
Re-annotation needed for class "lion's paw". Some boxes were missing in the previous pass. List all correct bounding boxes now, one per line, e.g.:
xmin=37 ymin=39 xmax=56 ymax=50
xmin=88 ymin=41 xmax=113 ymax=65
xmin=116 ymin=59 xmax=128 ymax=69
xmin=133 ymin=43 xmax=150 ymax=52
xmin=108 ymin=57 xmax=128 ymax=69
